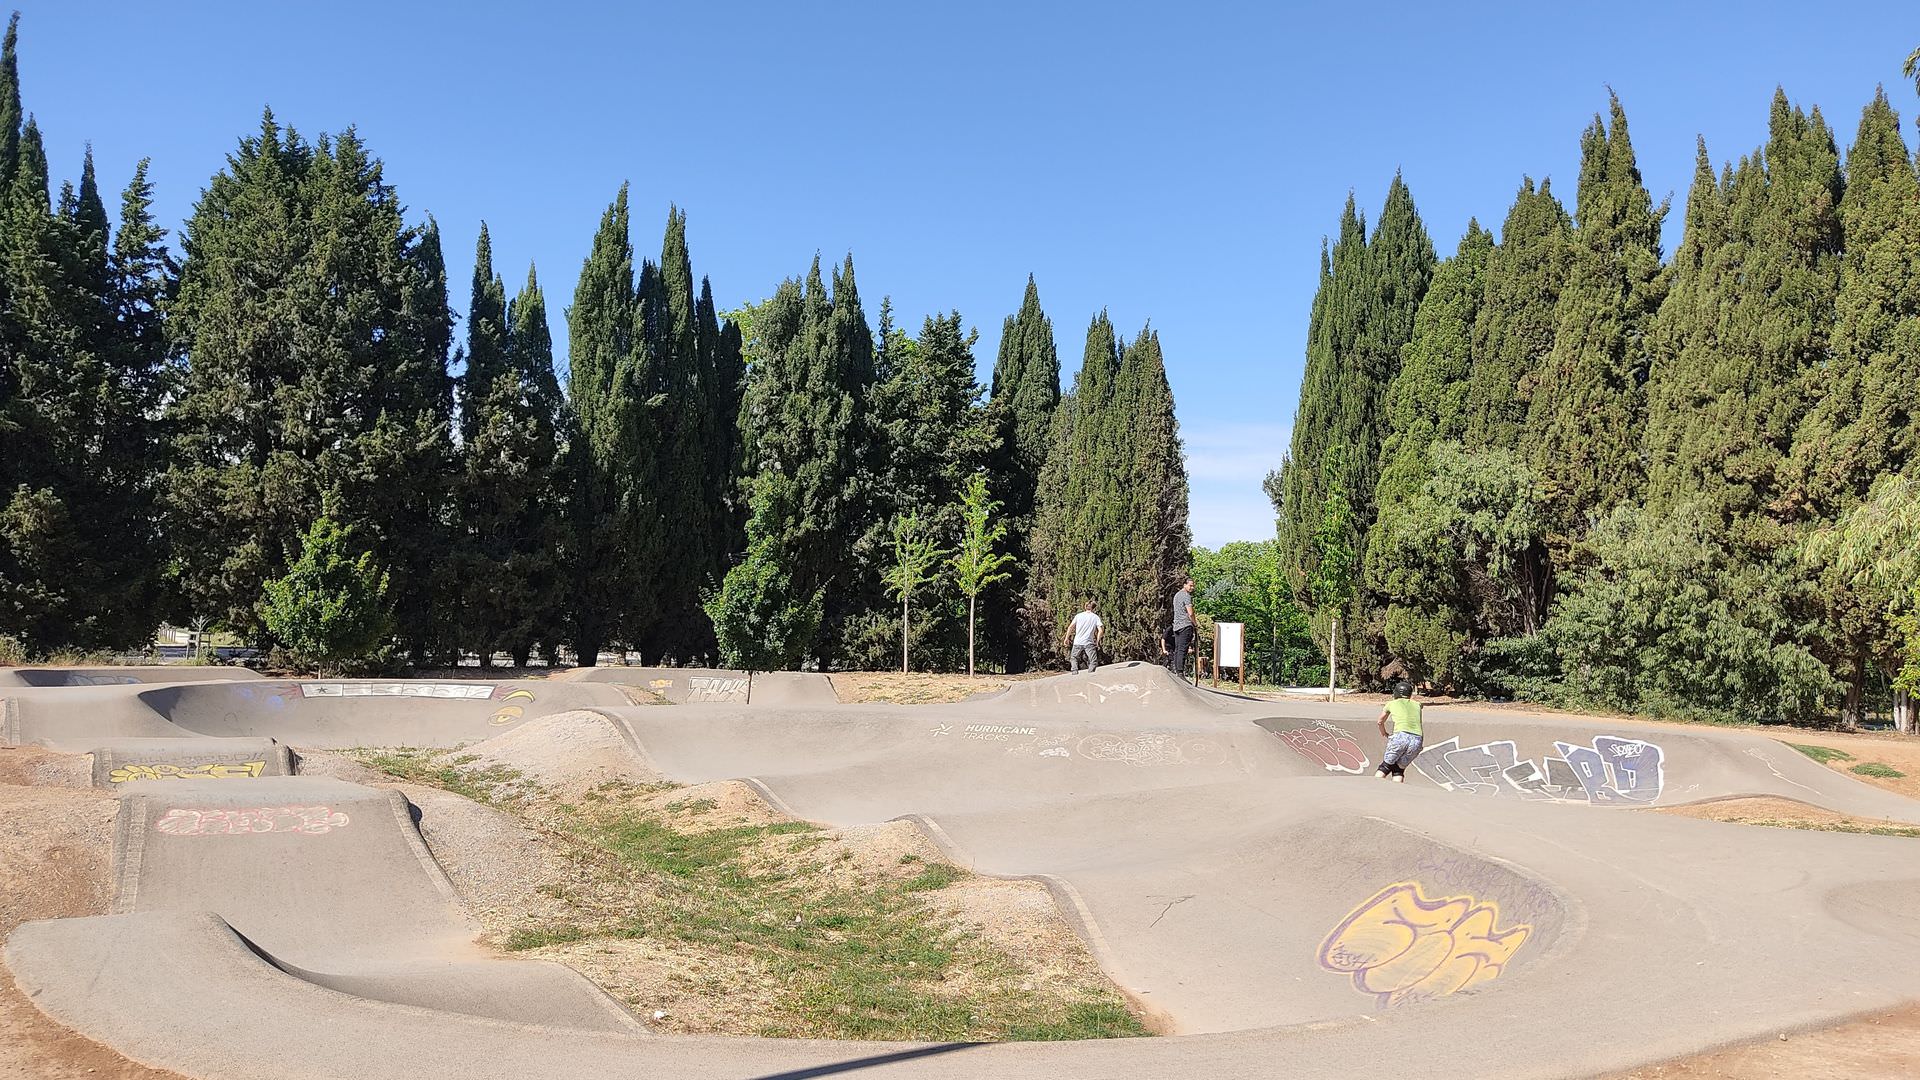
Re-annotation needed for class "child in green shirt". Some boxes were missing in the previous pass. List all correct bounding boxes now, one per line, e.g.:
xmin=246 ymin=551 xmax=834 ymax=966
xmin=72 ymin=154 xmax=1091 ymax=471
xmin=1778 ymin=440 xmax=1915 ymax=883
xmin=1375 ymin=681 xmax=1423 ymax=783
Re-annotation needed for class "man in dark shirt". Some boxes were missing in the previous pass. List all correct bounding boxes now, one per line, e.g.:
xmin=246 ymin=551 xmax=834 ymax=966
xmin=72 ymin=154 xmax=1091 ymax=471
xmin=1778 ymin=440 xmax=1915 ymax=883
xmin=1167 ymin=577 xmax=1196 ymax=679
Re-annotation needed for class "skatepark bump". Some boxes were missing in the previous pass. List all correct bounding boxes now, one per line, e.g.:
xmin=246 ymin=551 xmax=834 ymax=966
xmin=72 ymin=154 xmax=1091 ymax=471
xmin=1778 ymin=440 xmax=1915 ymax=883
xmin=0 ymin=664 xmax=263 ymax=687
xmin=457 ymin=709 xmax=664 ymax=794
xmin=106 ymin=774 xmax=642 ymax=1033
xmin=90 ymin=736 xmax=293 ymax=787
xmin=989 ymin=662 xmax=1232 ymax=716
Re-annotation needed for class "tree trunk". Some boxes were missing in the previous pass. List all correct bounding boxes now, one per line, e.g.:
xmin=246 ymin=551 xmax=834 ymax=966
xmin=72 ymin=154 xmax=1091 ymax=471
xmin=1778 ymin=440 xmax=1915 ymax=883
xmin=968 ymin=597 xmax=977 ymax=678
xmin=1896 ymin=689 xmax=1915 ymax=736
xmin=1842 ymin=652 xmax=1866 ymax=731
xmin=901 ymin=598 xmax=910 ymax=674
xmin=1327 ymin=614 xmax=1339 ymax=704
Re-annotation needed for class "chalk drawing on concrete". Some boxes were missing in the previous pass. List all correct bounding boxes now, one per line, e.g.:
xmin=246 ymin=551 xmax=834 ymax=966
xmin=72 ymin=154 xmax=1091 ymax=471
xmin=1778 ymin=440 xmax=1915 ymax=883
xmin=154 ymin=805 xmax=350 ymax=836
xmin=1077 ymin=732 xmax=1225 ymax=768
xmin=1318 ymin=881 xmax=1532 ymax=1008
xmin=686 ymin=676 xmax=748 ymax=702
xmin=301 ymin=683 xmax=495 ymax=700
xmin=1057 ymin=680 xmax=1159 ymax=708
xmin=1275 ymin=722 xmax=1371 ymax=774
xmin=108 ymin=761 xmax=267 ymax=783
xmin=1414 ymin=735 xmax=1666 ymax=804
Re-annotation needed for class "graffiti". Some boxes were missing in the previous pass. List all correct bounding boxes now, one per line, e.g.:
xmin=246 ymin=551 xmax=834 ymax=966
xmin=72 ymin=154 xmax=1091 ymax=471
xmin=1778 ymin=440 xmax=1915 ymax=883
xmin=1413 ymin=735 xmax=1666 ymax=804
xmin=1077 ymin=732 xmax=1225 ymax=767
xmin=67 ymin=673 xmax=140 ymax=686
xmin=1318 ymin=882 xmax=1532 ymax=1008
xmin=686 ymin=676 xmax=748 ymax=702
xmin=1039 ymin=746 xmax=1071 ymax=758
xmin=1276 ymin=722 xmax=1370 ymax=774
xmin=963 ymin=724 xmax=1037 ymax=741
xmin=109 ymin=761 xmax=266 ymax=784
xmin=929 ymin=723 xmax=953 ymax=738
xmin=1054 ymin=680 xmax=1159 ymax=707
xmin=301 ymin=682 xmax=495 ymax=700
xmin=489 ymin=688 xmax=536 ymax=725
xmin=154 ymin=805 xmax=350 ymax=836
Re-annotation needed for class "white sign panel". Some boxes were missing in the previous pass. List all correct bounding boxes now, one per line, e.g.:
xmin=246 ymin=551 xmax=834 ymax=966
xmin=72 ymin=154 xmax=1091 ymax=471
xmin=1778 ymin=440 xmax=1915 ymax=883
xmin=1216 ymin=622 xmax=1245 ymax=669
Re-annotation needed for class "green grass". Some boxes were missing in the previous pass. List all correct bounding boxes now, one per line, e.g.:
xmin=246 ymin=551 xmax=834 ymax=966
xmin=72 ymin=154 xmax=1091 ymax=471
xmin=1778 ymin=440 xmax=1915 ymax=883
xmin=1849 ymin=761 xmax=1906 ymax=779
xmin=352 ymin=751 xmax=1149 ymax=1043
xmin=1787 ymin=743 xmax=1855 ymax=765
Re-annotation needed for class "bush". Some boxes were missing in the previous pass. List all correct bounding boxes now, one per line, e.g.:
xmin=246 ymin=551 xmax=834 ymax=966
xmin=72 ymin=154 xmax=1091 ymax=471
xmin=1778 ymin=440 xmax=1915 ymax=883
xmin=260 ymin=514 xmax=394 ymax=675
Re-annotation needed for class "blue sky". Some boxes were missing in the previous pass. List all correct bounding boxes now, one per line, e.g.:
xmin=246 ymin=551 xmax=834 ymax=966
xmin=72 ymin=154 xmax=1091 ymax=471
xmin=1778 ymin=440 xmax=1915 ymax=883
xmin=21 ymin=2 xmax=1920 ymax=546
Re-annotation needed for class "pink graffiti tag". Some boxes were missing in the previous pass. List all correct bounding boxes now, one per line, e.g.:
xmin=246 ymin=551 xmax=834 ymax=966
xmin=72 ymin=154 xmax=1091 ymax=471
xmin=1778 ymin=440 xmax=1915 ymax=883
xmin=1278 ymin=724 xmax=1371 ymax=774
xmin=153 ymin=806 xmax=350 ymax=836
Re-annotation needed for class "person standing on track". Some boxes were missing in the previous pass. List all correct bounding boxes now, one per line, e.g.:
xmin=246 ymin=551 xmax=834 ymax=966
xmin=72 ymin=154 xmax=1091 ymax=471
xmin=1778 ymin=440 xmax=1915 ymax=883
xmin=1167 ymin=577 xmax=1196 ymax=678
xmin=1065 ymin=600 xmax=1105 ymax=673
xmin=1375 ymin=681 xmax=1424 ymax=782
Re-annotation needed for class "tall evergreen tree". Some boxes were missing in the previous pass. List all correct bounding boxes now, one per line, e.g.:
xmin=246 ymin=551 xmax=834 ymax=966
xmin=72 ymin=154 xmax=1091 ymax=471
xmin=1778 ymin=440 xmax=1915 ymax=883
xmin=1646 ymin=92 xmax=1842 ymax=550
xmin=1028 ymin=313 xmax=1125 ymax=659
xmin=455 ymin=227 xmax=565 ymax=666
xmin=1522 ymin=93 xmax=1668 ymax=541
xmin=1464 ymin=178 xmax=1573 ymax=453
xmin=1366 ymin=224 xmax=1494 ymax=679
xmin=641 ymin=206 xmax=715 ymax=660
xmin=985 ymin=276 xmax=1059 ymax=671
xmin=167 ymin=115 xmax=453 ymax=650
xmin=1112 ymin=325 xmax=1191 ymax=660
xmin=565 ymin=184 xmax=646 ymax=664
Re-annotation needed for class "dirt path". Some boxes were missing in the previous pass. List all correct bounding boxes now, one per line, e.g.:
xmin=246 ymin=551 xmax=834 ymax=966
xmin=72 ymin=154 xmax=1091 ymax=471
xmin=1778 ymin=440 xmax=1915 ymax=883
xmin=0 ymin=749 xmax=188 ymax=1080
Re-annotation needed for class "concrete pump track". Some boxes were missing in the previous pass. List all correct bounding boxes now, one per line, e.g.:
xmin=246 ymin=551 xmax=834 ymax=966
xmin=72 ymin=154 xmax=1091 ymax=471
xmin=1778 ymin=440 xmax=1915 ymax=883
xmin=5 ymin=663 xmax=1920 ymax=1080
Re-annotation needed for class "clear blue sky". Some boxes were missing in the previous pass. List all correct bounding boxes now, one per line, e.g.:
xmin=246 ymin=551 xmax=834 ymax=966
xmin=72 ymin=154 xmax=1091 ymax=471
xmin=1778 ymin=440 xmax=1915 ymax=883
xmin=21 ymin=2 xmax=1920 ymax=546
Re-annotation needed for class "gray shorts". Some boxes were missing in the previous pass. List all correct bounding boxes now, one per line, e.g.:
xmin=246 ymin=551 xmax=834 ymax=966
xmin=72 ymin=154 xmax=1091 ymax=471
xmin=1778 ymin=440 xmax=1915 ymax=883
xmin=1382 ymin=731 xmax=1424 ymax=769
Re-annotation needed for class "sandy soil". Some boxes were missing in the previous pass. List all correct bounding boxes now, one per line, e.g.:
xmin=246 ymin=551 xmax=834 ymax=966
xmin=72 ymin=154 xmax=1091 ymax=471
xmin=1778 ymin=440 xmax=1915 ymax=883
xmin=0 ymin=749 xmax=188 ymax=1080
xmin=1606 ymin=1003 xmax=1920 ymax=1079
xmin=1656 ymin=795 xmax=1920 ymax=835
xmin=829 ymin=671 xmax=1042 ymax=705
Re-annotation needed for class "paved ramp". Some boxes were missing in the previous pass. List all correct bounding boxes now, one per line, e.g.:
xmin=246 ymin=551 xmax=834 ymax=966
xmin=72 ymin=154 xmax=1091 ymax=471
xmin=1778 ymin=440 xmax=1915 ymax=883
xmin=107 ymin=775 xmax=638 ymax=1033
xmin=8 ymin=677 xmax=1920 ymax=1080
xmin=0 ymin=665 xmax=262 ymax=687
xmin=90 ymin=737 xmax=293 ymax=787
xmin=564 ymin=666 xmax=752 ymax=703
xmin=2 ymin=678 xmax=629 ymax=751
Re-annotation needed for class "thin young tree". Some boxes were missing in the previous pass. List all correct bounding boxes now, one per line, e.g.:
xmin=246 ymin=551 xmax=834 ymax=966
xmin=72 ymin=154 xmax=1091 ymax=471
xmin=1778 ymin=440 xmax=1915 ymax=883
xmin=951 ymin=473 xmax=1015 ymax=677
xmin=882 ymin=511 xmax=947 ymax=674
xmin=1312 ymin=457 xmax=1357 ymax=702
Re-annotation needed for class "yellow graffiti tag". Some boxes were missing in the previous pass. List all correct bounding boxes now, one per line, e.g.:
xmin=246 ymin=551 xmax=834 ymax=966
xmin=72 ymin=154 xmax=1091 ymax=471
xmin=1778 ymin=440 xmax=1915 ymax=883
xmin=1317 ymin=882 xmax=1531 ymax=1007
xmin=489 ymin=689 xmax=535 ymax=725
xmin=108 ymin=761 xmax=268 ymax=784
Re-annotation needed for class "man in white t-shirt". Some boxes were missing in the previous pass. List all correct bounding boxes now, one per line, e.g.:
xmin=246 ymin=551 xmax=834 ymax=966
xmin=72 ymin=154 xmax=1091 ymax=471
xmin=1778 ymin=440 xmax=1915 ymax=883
xmin=1064 ymin=600 xmax=1105 ymax=673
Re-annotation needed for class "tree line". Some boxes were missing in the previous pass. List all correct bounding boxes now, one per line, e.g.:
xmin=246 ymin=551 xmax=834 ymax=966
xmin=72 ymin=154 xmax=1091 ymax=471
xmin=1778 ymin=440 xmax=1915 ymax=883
xmin=1270 ymin=77 xmax=1920 ymax=731
xmin=0 ymin=15 xmax=1191 ymax=673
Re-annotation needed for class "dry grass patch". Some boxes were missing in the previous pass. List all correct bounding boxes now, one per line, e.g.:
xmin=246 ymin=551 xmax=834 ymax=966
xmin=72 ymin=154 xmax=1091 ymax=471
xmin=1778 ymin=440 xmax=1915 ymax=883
xmin=829 ymin=671 xmax=1042 ymax=705
xmin=349 ymin=747 xmax=1150 ymax=1042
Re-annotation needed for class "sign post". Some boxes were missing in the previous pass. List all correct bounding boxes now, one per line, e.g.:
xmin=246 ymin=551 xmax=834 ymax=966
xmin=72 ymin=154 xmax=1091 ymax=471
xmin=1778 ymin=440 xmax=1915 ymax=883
xmin=1214 ymin=621 xmax=1245 ymax=691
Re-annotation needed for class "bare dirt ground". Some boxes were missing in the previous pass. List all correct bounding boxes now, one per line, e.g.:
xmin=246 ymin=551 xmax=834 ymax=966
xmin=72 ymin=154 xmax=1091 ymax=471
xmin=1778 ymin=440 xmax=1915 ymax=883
xmin=1656 ymin=795 xmax=1920 ymax=836
xmin=1604 ymin=1003 xmax=1920 ymax=1079
xmin=0 ymin=747 xmax=188 ymax=1080
xmin=828 ymin=671 xmax=1042 ymax=705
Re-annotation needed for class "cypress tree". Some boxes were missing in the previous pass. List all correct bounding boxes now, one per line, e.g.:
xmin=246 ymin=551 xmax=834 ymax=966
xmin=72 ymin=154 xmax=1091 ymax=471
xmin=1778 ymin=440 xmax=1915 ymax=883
xmin=1028 ymin=313 xmax=1125 ymax=659
xmin=985 ymin=276 xmax=1059 ymax=671
xmin=455 ymin=229 xmax=565 ymax=666
xmin=565 ymin=184 xmax=645 ymax=664
xmin=1647 ymin=92 xmax=1842 ymax=550
xmin=0 ymin=13 xmax=17 ymax=189
xmin=1465 ymin=178 xmax=1573 ymax=453
xmin=167 ymin=114 xmax=454 ymax=647
xmin=1366 ymin=224 xmax=1494 ymax=682
xmin=1113 ymin=325 xmax=1191 ymax=660
xmin=1787 ymin=89 xmax=1920 ymax=515
xmin=643 ymin=206 xmax=713 ymax=660
xmin=727 ymin=256 xmax=873 ymax=667
xmin=1522 ymin=93 xmax=1668 ymax=540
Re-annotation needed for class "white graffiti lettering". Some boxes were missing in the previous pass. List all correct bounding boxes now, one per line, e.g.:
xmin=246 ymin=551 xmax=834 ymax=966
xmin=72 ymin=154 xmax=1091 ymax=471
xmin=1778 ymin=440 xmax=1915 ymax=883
xmin=300 ymin=683 xmax=495 ymax=700
xmin=1414 ymin=735 xmax=1666 ymax=805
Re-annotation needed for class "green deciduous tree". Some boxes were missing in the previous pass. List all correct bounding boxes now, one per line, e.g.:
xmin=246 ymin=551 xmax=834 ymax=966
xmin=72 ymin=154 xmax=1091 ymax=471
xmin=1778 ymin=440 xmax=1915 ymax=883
xmin=260 ymin=513 xmax=393 ymax=675
xmin=1190 ymin=540 xmax=1317 ymax=686
xmin=881 ymin=510 xmax=947 ymax=673
xmin=951 ymin=472 xmax=1015 ymax=677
